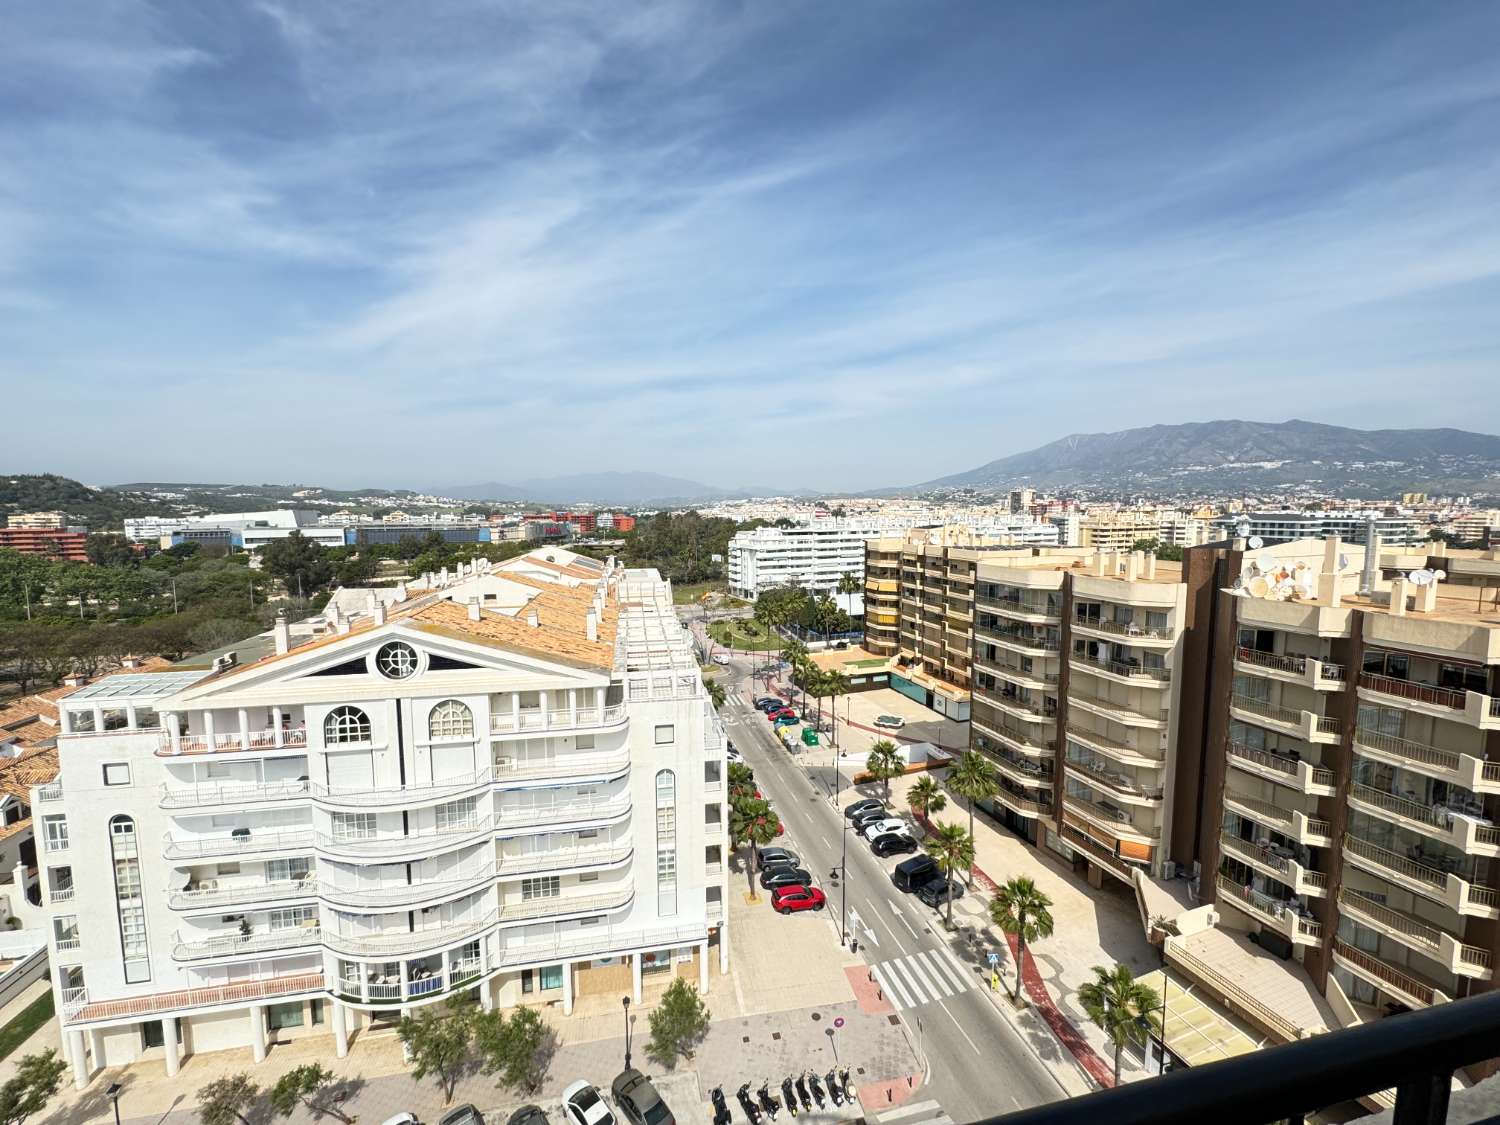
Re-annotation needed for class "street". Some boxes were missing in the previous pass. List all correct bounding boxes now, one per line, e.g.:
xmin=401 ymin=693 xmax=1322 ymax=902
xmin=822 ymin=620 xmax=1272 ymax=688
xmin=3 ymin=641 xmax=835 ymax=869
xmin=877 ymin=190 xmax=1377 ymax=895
xmin=711 ymin=648 xmax=1070 ymax=1124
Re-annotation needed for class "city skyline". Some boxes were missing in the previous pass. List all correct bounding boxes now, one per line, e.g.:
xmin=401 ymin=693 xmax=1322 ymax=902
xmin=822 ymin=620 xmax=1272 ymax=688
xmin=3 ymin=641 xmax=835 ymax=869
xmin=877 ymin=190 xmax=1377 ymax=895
xmin=6 ymin=3 xmax=1500 ymax=490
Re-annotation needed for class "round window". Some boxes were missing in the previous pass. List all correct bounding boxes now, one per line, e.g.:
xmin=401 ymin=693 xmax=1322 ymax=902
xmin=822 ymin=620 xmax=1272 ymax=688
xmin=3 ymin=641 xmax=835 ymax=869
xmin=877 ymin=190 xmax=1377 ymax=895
xmin=375 ymin=641 xmax=419 ymax=679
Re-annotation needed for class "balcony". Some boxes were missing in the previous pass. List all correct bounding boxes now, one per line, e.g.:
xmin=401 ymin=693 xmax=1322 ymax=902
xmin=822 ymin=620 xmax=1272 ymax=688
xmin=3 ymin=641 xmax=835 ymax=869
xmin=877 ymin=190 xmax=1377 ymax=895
xmin=495 ymin=794 xmax=631 ymax=831
xmin=974 ymin=715 xmax=1054 ymax=757
xmin=62 ymin=972 xmax=326 ymax=1026
xmin=1224 ymin=741 xmax=1335 ymax=795
xmin=974 ymin=623 xmax=1060 ymax=656
xmin=976 ymin=592 xmax=1060 ymax=624
xmin=1070 ymin=616 xmax=1173 ymax=647
xmin=34 ymin=783 xmax=62 ymax=803
xmin=496 ymin=842 xmax=634 ymax=877
xmin=1218 ymin=834 xmax=1327 ymax=897
xmin=989 ymin=786 xmax=1049 ymax=820
xmin=1063 ymin=759 xmax=1162 ymax=805
xmin=1222 ymin=792 xmax=1332 ymax=846
xmin=1341 ymin=833 xmax=1500 ymax=919
xmin=1228 ymin=694 xmax=1341 ymax=744
xmin=318 ymin=816 xmax=495 ymax=861
xmin=1214 ymin=875 xmax=1322 ymax=947
xmin=1336 ymin=889 xmax=1491 ymax=979
xmin=172 ymin=924 xmax=322 ymax=962
xmin=1064 ymin=722 xmax=1161 ymax=767
xmin=1069 ymin=657 xmax=1171 ymax=687
xmin=311 ymin=770 xmax=494 ymax=809
xmin=1352 ymin=727 xmax=1500 ymax=794
xmin=338 ymin=952 xmax=492 ymax=1006
xmin=163 ymin=829 xmax=317 ymax=861
xmin=492 ymin=750 xmax=630 ymax=786
xmin=490 ymin=703 xmax=627 ymax=737
xmin=1068 ymin=687 xmax=1167 ymax=729
xmin=1347 ymin=784 xmax=1500 ymax=855
xmin=1064 ymin=791 xmax=1159 ymax=842
xmin=159 ymin=778 xmax=311 ymax=809
xmin=169 ymin=877 xmax=318 ymax=912
xmin=1331 ymin=938 xmax=1450 ymax=1009
xmin=325 ymin=910 xmax=499 ymax=958
xmin=158 ymin=727 xmax=310 ymax=757
xmin=973 ymin=659 xmax=1055 ymax=692
xmin=1234 ymin=647 xmax=1345 ymax=692
xmin=1357 ymin=672 xmax=1466 ymax=713
xmin=320 ymin=864 xmax=496 ymax=910
xmin=1060 ymin=814 xmax=1147 ymax=882
xmin=978 ymin=690 xmax=1053 ymax=725
xmin=499 ymin=885 xmax=634 ymax=924
xmin=990 ymin=753 xmax=1054 ymax=790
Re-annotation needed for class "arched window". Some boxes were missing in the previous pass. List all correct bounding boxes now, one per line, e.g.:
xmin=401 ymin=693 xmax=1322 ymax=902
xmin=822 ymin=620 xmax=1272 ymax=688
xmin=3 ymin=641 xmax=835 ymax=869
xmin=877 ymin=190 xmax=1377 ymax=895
xmin=428 ymin=700 xmax=474 ymax=740
xmin=109 ymin=815 xmax=150 ymax=981
xmin=324 ymin=706 xmax=371 ymax=744
xmin=375 ymin=641 xmax=419 ymax=679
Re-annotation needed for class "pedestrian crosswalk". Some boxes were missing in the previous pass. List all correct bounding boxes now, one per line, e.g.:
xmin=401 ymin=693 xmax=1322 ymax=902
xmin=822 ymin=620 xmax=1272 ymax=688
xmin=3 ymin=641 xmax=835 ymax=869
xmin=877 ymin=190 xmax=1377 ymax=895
xmin=871 ymin=1099 xmax=954 ymax=1125
xmin=868 ymin=947 xmax=976 ymax=1011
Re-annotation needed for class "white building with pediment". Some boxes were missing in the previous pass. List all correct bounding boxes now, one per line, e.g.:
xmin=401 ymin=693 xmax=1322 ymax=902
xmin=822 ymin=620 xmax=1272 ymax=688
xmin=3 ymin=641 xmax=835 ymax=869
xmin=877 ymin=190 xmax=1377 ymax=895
xmin=37 ymin=549 xmax=729 ymax=1087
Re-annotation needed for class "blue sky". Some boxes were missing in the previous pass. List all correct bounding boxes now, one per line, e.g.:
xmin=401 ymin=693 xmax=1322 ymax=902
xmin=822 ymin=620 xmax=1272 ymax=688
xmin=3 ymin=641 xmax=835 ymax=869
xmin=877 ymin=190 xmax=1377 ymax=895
xmin=4 ymin=2 xmax=1499 ymax=493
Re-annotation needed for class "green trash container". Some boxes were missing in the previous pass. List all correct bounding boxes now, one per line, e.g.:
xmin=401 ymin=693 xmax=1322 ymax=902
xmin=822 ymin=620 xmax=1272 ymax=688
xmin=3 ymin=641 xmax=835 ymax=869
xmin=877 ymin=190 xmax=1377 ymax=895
xmin=802 ymin=727 xmax=819 ymax=747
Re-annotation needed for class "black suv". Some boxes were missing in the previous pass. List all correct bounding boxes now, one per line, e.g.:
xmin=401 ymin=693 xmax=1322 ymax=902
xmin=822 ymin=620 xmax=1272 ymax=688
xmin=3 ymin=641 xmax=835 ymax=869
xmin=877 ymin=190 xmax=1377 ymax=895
xmin=760 ymin=866 xmax=813 ymax=890
xmin=915 ymin=877 xmax=965 ymax=908
xmin=871 ymin=832 xmax=919 ymax=857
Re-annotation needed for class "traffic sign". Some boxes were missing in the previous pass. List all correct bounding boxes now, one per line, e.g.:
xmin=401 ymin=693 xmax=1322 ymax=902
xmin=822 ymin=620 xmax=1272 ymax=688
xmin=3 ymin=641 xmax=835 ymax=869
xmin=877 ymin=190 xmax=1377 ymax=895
xmin=833 ymin=1017 xmax=845 ymax=1029
xmin=987 ymin=952 xmax=1001 ymax=967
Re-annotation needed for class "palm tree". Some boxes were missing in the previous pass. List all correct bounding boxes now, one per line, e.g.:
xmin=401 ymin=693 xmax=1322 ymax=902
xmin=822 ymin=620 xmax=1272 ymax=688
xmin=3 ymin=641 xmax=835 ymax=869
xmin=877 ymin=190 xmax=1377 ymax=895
xmin=865 ymin=739 xmax=905 ymax=805
xmin=779 ymin=637 xmax=809 ymax=710
xmin=924 ymin=821 xmax=975 ymax=928
xmin=727 ymin=761 xmax=756 ymax=801
xmin=907 ymin=775 xmax=947 ymax=821
xmin=729 ymin=796 xmax=782 ymax=898
xmin=989 ymin=876 xmax=1054 ymax=1004
xmin=1078 ymin=963 xmax=1162 ymax=1083
xmin=947 ymin=750 xmax=1000 ymax=883
xmin=837 ymin=571 xmax=861 ymax=599
xmin=704 ymin=677 xmax=726 ymax=709
xmin=822 ymin=670 xmax=851 ymax=750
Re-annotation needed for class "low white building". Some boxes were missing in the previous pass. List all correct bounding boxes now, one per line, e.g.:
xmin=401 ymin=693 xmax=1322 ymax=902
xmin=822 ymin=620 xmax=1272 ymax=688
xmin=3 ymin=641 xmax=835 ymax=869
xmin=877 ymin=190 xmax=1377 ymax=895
xmin=727 ymin=519 xmax=909 ymax=601
xmin=38 ymin=548 xmax=728 ymax=1087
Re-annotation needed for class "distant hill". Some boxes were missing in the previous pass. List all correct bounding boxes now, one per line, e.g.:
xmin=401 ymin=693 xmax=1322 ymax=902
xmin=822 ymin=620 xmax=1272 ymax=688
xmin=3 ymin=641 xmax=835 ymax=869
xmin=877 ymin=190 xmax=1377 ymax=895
xmin=441 ymin=472 xmax=739 ymax=506
xmin=1 ymin=474 xmax=176 ymax=529
xmin=899 ymin=419 xmax=1500 ymax=498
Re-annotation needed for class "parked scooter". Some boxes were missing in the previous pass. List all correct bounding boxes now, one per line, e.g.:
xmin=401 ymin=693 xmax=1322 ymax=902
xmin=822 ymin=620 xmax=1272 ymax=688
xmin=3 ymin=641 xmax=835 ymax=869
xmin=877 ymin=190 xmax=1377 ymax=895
xmin=826 ymin=1070 xmax=844 ymax=1107
xmin=711 ymin=1086 xmax=732 ymax=1125
xmin=793 ymin=1074 xmax=811 ymax=1113
xmin=781 ymin=1077 xmax=799 ymax=1118
xmin=737 ymin=1083 xmax=762 ymax=1125
xmin=757 ymin=1082 xmax=781 ymax=1121
xmin=806 ymin=1071 xmax=825 ymax=1110
xmin=839 ymin=1067 xmax=854 ymax=1102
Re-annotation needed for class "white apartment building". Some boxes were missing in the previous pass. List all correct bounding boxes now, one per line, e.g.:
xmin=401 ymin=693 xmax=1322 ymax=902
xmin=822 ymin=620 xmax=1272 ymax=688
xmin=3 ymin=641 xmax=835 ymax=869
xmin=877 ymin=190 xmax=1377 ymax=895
xmin=726 ymin=520 xmax=898 ymax=602
xmin=1211 ymin=511 xmax=1422 ymax=548
xmin=123 ymin=511 xmax=347 ymax=550
xmin=37 ymin=548 xmax=728 ymax=1088
xmin=6 ymin=511 xmax=71 ymax=530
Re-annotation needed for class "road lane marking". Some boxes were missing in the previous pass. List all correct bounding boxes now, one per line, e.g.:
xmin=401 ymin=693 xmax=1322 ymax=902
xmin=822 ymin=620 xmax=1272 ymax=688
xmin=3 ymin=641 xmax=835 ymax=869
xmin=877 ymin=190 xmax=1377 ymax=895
xmin=897 ymin=913 xmax=919 ymax=938
xmin=887 ymin=956 xmax=934 ymax=1005
xmin=871 ymin=962 xmax=914 ymax=1009
xmin=924 ymin=948 xmax=974 ymax=994
xmin=937 ymin=995 xmax=984 ymax=1055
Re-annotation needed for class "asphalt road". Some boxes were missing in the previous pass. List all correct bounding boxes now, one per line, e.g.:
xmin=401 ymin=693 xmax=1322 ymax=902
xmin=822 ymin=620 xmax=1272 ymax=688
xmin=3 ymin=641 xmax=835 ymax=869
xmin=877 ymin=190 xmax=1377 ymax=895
xmin=713 ymin=652 xmax=1068 ymax=1124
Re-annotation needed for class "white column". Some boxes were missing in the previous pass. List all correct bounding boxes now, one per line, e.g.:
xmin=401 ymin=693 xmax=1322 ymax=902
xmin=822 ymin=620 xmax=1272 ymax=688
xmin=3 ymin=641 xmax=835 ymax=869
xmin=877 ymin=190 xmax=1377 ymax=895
xmin=124 ymin=703 xmax=138 ymax=730
xmin=204 ymin=710 xmax=216 ymax=741
xmin=249 ymin=1005 xmax=266 ymax=1062
xmin=69 ymin=1029 xmax=88 ymax=1090
xmin=88 ymin=1029 xmax=105 ymax=1068
xmin=562 ymin=960 xmax=574 ymax=1016
xmin=92 ymin=707 xmax=105 ymax=733
xmin=632 ymin=953 xmax=643 ymax=1004
xmin=568 ymin=688 xmax=578 ymax=726
xmin=238 ymin=708 xmax=251 ymax=749
xmin=272 ymin=706 xmax=284 ymax=748
xmin=165 ymin=711 xmax=181 ymax=753
xmin=479 ymin=981 xmax=495 ymax=1012
xmin=719 ymin=925 xmax=731 ymax=974
xmin=59 ymin=708 xmax=72 ymax=736
xmin=332 ymin=1001 xmax=349 ymax=1059
xmin=161 ymin=1017 xmax=180 ymax=1077
xmin=511 ymin=693 xmax=520 ymax=729
xmin=698 ymin=941 xmax=709 ymax=993
xmin=399 ymin=960 xmax=410 ymax=1002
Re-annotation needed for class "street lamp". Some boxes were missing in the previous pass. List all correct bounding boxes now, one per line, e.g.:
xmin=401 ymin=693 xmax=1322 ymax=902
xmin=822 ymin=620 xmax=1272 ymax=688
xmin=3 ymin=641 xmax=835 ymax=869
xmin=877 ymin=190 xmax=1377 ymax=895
xmin=107 ymin=1082 xmax=123 ymax=1125
xmin=622 ymin=996 xmax=632 ymax=1070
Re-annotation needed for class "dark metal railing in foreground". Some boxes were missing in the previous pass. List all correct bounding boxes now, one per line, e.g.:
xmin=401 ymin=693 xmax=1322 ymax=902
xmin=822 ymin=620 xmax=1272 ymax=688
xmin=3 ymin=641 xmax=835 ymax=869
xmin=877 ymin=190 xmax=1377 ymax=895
xmin=977 ymin=988 xmax=1500 ymax=1125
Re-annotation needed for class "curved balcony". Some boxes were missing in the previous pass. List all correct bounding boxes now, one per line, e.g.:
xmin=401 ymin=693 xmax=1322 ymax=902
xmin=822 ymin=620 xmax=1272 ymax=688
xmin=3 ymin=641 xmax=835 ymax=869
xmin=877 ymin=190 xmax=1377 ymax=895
xmin=1357 ymin=673 xmax=1466 ymax=713
xmin=325 ymin=910 xmax=499 ymax=958
xmin=1214 ymin=875 xmax=1322 ymax=947
xmin=973 ymin=660 xmax=1056 ymax=693
xmin=1219 ymin=833 xmax=1327 ymax=897
xmin=978 ymin=690 xmax=1054 ymax=725
xmin=338 ymin=952 xmax=492 ymax=1007
xmin=1070 ymin=616 xmax=1174 ymax=647
xmin=172 ymin=925 xmax=322 ymax=962
xmin=491 ymin=749 xmax=631 ymax=788
xmin=157 ymin=728 xmax=310 ymax=758
xmin=1332 ymin=939 xmax=1449 ymax=1009
xmin=975 ymin=593 xmax=1059 ymax=624
xmin=310 ymin=769 xmax=494 ymax=810
xmin=973 ymin=624 xmax=1059 ymax=656
xmin=1063 ymin=760 xmax=1163 ymax=806
xmin=160 ymin=779 xmax=311 ymax=810
xmin=318 ymin=816 xmax=495 ymax=862
xmin=496 ymin=842 xmax=634 ymax=877
xmin=490 ymin=703 xmax=627 ymax=738
xmin=1069 ymin=658 xmax=1171 ymax=688
xmin=973 ymin=718 xmax=1053 ymax=758
xmin=163 ymin=829 xmax=316 ymax=861
xmin=1064 ymin=723 xmax=1161 ymax=767
xmin=988 ymin=752 xmax=1054 ymax=791
xmin=498 ymin=885 xmax=635 ymax=925
xmin=1064 ymin=791 xmax=1159 ymax=843
xmin=1337 ymin=889 xmax=1491 ymax=979
xmin=495 ymin=795 xmax=631 ymax=833
xmin=1222 ymin=792 xmax=1332 ymax=846
xmin=1068 ymin=688 xmax=1167 ymax=729
xmin=1225 ymin=741 xmax=1335 ymax=795
xmin=169 ymin=878 xmax=318 ymax=912
xmin=1340 ymin=833 xmax=1500 ymax=918
xmin=319 ymin=863 xmax=496 ymax=911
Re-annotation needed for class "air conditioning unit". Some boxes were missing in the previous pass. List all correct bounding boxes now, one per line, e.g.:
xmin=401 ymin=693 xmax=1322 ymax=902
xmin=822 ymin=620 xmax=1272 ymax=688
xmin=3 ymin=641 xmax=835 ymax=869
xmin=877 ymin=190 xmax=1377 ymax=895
xmin=1163 ymin=860 xmax=1178 ymax=880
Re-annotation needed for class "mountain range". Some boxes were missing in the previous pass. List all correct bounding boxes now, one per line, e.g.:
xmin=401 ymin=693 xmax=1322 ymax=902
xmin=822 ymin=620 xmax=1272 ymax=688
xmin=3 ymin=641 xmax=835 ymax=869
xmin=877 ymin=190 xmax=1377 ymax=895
xmin=900 ymin=419 xmax=1500 ymax=498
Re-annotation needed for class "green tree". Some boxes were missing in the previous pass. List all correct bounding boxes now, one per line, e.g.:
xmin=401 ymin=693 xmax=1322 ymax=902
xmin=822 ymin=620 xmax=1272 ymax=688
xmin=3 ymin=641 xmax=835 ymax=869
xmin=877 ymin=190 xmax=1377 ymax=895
xmin=268 ymin=1064 xmax=355 ymax=1124
xmin=196 ymin=1073 xmax=260 ymax=1125
xmin=727 ymin=761 xmax=756 ymax=802
xmin=989 ymin=876 xmax=1055 ymax=1004
xmin=397 ymin=1003 xmax=474 ymax=1105
xmin=647 ymin=978 xmax=711 ymax=1067
xmin=85 ymin=534 xmax=139 ymax=568
xmin=730 ymin=796 xmax=782 ymax=897
xmin=259 ymin=531 xmax=334 ymax=597
xmin=865 ymin=739 xmax=905 ymax=804
xmin=474 ymin=1006 xmax=551 ymax=1094
xmin=0 ymin=1050 xmax=68 ymax=1125
xmin=704 ymin=677 xmax=726 ymax=709
xmin=907 ymin=775 xmax=947 ymax=820
xmin=1077 ymin=963 xmax=1162 ymax=1083
xmin=821 ymin=670 xmax=851 ymax=749
xmin=947 ymin=750 xmax=1000 ymax=882
xmin=836 ymin=571 xmax=860 ymax=599
xmin=924 ymin=821 xmax=975 ymax=928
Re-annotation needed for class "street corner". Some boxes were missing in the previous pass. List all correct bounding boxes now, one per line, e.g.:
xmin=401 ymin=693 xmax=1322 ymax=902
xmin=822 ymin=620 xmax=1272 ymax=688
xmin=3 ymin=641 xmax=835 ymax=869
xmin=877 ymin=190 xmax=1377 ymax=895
xmin=845 ymin=964 xmax=895 ymax=1016
xmin=858 ymin=1072 xmax=925 ymax=1115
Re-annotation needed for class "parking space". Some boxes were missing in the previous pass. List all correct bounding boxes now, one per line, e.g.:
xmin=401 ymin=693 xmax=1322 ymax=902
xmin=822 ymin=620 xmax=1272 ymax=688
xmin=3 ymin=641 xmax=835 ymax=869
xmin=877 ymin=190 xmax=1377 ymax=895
xmin=841 ymin=687 xmax=967 ymax=757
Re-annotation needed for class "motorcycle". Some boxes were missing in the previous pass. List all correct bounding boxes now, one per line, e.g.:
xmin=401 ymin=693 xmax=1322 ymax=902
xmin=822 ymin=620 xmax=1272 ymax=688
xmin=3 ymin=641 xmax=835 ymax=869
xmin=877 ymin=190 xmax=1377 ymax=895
xmin=807 ymin=1071 xmax=825 ymax=1110
xmin=711 ymin=1086 xmax=731 ymax=1125
xmin=780 ymin=1078 xmax=798 ymax=1118
xmin=793 ymin=1074 xmax=811 ymax=1113
xmin=826 ymin=1070 xmax=844 ymax=1107
xmin=737 ymin=1083 xmax=761 ymax=1125
xmin=839 ymin=1067 xmax=854 ymax=1102
xmin=757 ymin=1082 xmax=781 ymax=1121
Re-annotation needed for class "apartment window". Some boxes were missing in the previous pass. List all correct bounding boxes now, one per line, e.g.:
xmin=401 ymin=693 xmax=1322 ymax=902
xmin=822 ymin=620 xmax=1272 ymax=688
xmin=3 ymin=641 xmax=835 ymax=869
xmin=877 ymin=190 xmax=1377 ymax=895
xmin=102 ymin=763 xmax=131 ymax=787
xmin=324 ymin=706 xmax=371 ymax=744
xmin=654 ymin=725 xmax=674 ymax=745
xmin=267 ymin=858 xmax=312 ymax=884
xmin=521 ymin=877 xmax=560 ymax=901
xmin=269 ymin=906 xmax=317 ymax=930
xmin=332 ymin=812 xmax=376 ymax=841
xmin=266 ymin=1002 xmax=305 ymax=1031
xmin=655 ymin=769 xmax=677 ymax=916
xmin=42 ymin=816 xmax=68 ymax=851
xmin=540 ymin=964 xmax=563 ymax=990
xmin=109 ymin=815 xmax=150 ymax=982
xmin=428 ymin=700 xmax=474 ymax=740
xmin=435 ymin=796 xmax=479 ymax=832
xmin=375 ymin=641 xmax=419 ymax=680
xmin=53 ymin=915 xmax=80 ymax=947
xmin=576 ymin=735 xmax=595 ymax=750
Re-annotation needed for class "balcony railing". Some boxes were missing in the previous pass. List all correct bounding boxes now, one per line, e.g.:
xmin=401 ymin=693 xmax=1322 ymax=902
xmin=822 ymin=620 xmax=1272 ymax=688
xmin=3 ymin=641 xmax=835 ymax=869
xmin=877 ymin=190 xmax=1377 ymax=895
xmin=1236 ymin=647 xmax=1306 ymax=674
xmin=1225 ymin=741 xmax=1335 ymax=788
xmin=496 ymin=843 xmax=633 ymax=876
xmin=34 ymin=783 xmax=62 ymax=803
xmin=169 ymin=877 xmax=318 ymax=911
xmin=325 ymin=910 xmax=498 ymax=957
xmin=1349 ymin=783 xmax=1454 ymax=832
xmin=1071 ymin=657 xmax=1171 ymax=683
xmin=495 ymin=795 xmax=631 ymax=829
xmin=1358 ymin=673 xmax=1466 ymax=711
xmin=1065 ymin=759 xmax=1162 ymax=800
xmin=1332 ymin=938 xmax=1443 ymax=1007
xmin=162 ymin=829 xmax=316 ymax=860
xmin=319 ymin=864 xmax=494 ymax=909
xmin=1354 ymin=727 xmax=1461 ymax=774
xmin=975 ymin=624 xmax=1060 ymax=653
xmin=163 ymin=727 xmax=310 ymax=755
xmin=1229 ymin=694 xmax=1302 ymax=728
xmin=310 ymin=769 xmax=493 ymax=807
xmin=172 ymin=925 xmax=322 ymax=961
xmin=1071 ymin=616 xmax=1171 ymax=641
xmin=1215 ymin=875 xmax=1322 ymax=940
xmin=490 ymin=703 xmax=627 ymax=735
xmin=319 ymin=816 xmax=494 ymax=858
xmin=499 ymin=886 xmax=634 ymax=923
xmin=492 ymin=750 xmax=630 ymax=784
xmin=160 ymin=778 xmax=311 ymax=809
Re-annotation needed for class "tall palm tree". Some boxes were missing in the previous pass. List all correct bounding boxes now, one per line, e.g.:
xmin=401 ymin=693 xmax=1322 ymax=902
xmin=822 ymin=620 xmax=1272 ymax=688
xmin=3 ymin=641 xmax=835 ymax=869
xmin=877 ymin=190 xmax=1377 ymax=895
xmin=947 ymin=750 xmax=1000 ymax=883
xmin=866 ymin=739 xmax=905 ymax=805
xmin=924 ymin=822 xmax=975 ymax=928
xmin=727 ymin=761 xmax=756 ymax=801
xmin=779 ymin=637 xmax=810 ymax=710
xmin=822 ymin=670 xmax=851 ymax=750
xmin=1078 ymin=963 xmax=1162 ymax=1083
xmin=907 ymin=775 xmax=947 ymax=821
xmin=729 ymin=796 xmax=782 ymax=897
xmin=989 ymin=876 xmax=1055 ymax=1003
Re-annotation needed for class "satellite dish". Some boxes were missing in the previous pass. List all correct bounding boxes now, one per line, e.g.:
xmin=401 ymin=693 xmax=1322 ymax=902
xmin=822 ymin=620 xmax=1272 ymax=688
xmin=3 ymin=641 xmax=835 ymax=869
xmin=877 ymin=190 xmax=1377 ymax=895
xmin=1248 ymin=536 xmax=1264 ymax=550
xmin=1433 ymin=569 xmax=1447 ymax=581
xmin=1236 ymin=521 xmax=1252 ymax=538
xmin=1338 ymin=553 xmax=1350 ymax=571
xmin=1247 ymin=576 xmax=1270 ymax=598
xmin=1409 ymin=569 xmax=1433 ymax=587
xmin=1230 ymin=577 xmax=1245 ymax=592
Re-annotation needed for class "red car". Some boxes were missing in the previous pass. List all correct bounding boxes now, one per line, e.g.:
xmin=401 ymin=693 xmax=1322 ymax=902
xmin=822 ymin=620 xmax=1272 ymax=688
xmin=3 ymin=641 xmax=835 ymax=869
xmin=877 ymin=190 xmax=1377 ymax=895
xmin=767 ymin=708 xmax=797 ymax=722
xmin=772 ymin=885 xmax=825 ymax=914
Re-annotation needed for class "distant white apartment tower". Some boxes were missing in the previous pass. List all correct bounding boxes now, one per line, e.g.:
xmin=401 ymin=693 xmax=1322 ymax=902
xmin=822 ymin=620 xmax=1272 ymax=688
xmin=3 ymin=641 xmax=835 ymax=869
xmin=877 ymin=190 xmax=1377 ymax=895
xmin=1210 ymin=511 xmax=1422 ymax=548
xmin=726 ymin=520 xmax=902 ymax=600
xmin=38 ymin=548 xmax=728 ymax=1088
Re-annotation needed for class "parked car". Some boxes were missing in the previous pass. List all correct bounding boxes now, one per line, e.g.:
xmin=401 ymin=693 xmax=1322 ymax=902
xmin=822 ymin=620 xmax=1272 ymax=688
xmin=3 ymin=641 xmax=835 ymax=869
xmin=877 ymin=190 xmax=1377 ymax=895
xmin=832 ymin=640 xmax=849 ymax=650
xmin=772 ymin=885 xmax=827 ymax=913
xmin=754 ymin=698 xmax=785 ymax=711
xmin=851 ymin=807 xmax=895 ymax=830
xmin=773 ymin=715 xmax=799 ymax=728
xmin=756 ymin=846 xmax=799 ymax=870
xmin=726 ymin=745 xmax=743 ymax=763
xmin=871 ymin=832 xmax=920 ymax=857
xmin=440 ymin=1108 xmax=486 ymax=1125
xmin=845 ymin=797 xmax=884 ymax=820
xmin=891 ymin=855 xmax=939 ymax=892
xmin=761 ymin=866 xmax=813 ymax=891
xmin=508 ymin=1108 xmax=552 ymax=1125
xmin=382 ymin=1115 xmax=422 ymax=1125
xmin=611 ymin=1069 xmax=675 ymax=1125
xmin=915 ymin=877 xmax=966 ymax=908
xmin=873 ymin=714 xmax=906 ymax=730
xmin=860 ymin=818 xmax=910 ymax=841
xmin=713 ymin=653 xmax=731 ymax=666
xmin=562 ymin=1083 xmax=615 ymax=1125
xmin=768 ymin=708 xmax=797 ymax=722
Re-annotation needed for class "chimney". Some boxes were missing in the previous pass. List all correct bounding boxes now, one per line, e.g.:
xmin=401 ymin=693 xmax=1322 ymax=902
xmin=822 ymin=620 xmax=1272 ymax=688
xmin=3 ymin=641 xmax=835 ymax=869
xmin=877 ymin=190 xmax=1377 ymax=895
xmin=374 ymin=600 xmax=387 ymax=625
xmin=467 ymin=598 xmax=482 ymax=622
xmin=439 ymin=567 xmax=449 ymax=586
xmin=366 ymin=591 xmax=379 ymax=618
xmin=1389 ymin=575 xmax=1408 ymax=616
xmin=395 ymin=582 xmax=407 ymax=602
xmin=1359 ymin=517 xmax=1379 ymax=596
xmin=122 ymin=656 xmax=140 ymax=670
xmin=1125 ymin=550 xmax=1142 ymax=581
xmin=1318 ymin=535 xmax=1343 ymax=607
xmin=1431 ymin=538 xmax=1448 ymax=559
xmin=527 ymin=609 xmax=540 ymax=629
xmin=327 ymin=601 xmax=342 ymax=629
xmin=1092 ymin=551 xmax=1108 ymax=577
xmin=1143 ymin=552 xmax=1157 ymax=580
xmin=336 ymin=616 xmax=352 ymax=635
xmin=63 ymin=673 xmax=86 ymax=688
xmin=1416 ymin=576 xmax=1439 ymax=614
xmin=273 ymin=610 xmax=291 ymax=656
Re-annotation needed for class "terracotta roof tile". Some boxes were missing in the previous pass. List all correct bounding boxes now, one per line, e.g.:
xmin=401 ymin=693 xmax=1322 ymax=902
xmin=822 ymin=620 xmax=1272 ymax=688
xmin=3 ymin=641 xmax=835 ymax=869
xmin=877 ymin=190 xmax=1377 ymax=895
xmin=406 ymin=583 xmax=617 ymax=672
xmin=0 ymin=747 xmax=58 ymax=800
